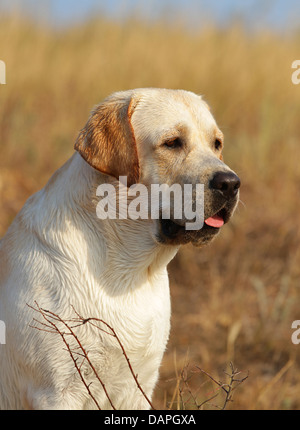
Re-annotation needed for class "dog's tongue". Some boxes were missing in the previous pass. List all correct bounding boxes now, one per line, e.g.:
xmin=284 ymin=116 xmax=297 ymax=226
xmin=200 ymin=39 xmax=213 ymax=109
xmin=204 ymin=214 xmax=224 ymax=228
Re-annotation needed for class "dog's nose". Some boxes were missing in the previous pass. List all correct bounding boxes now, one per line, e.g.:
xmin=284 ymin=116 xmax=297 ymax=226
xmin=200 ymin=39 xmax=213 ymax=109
xmin=210 ymin=171 xmax=240 ymax=199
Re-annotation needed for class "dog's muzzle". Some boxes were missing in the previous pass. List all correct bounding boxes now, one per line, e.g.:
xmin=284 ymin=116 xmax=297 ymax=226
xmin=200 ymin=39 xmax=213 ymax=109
xmin=156 ymin=170 xmax=241 ymax=246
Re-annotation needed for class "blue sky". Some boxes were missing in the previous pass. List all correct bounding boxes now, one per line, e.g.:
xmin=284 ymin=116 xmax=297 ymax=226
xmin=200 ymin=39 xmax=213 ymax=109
xmin=1 ymin=0 xmax=300 ymax=31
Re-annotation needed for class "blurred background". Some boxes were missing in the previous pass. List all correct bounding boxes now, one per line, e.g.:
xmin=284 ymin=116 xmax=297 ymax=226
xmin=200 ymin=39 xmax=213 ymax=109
xmin=1 ymin=0 xmax=300 ymax=410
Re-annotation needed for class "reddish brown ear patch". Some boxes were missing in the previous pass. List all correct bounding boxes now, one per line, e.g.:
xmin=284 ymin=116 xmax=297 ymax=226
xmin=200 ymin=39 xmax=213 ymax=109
xmin=75 ymin=94 xmax=140 ymax=187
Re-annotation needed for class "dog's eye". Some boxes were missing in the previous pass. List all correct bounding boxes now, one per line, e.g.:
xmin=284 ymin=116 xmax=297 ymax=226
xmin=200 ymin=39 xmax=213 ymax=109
xmin=164 ymin=138 xmax=182 ymax=149
xmin=214 ymin=139 xmax=222 ymax=151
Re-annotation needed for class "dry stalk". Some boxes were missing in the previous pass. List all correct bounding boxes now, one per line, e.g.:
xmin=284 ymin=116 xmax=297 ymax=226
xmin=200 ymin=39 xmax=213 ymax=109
xmin=28 ymin=302 xmax=154 ymax=410
xmin=196 ymin=362 xmax=249 ymax=410
xmin=27 ymin=302 xmax=247 ymax=411
xmin=167 ymin=361 xmax=248 ymax=410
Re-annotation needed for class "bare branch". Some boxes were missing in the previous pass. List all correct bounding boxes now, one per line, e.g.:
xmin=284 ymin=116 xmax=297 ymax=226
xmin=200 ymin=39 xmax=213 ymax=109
xmin=27 ymin=302 xmax=155 ymax=410
xmin=69 ymin=306 xmax=155 ymax=409
xmin=28 ymin=302 xmax=115 ymax=410
xmin=28 ymin=302 xmax=247 ymax=411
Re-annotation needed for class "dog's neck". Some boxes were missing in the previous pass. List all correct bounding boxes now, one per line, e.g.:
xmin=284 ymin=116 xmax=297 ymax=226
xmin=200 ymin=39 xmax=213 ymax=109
xmin=41 ymin=153 xmax=178 ymax=293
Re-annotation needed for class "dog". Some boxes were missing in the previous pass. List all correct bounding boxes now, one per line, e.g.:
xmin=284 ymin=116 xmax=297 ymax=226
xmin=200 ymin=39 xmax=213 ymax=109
xmin=0 ymin=88 xmax=240 ymax=409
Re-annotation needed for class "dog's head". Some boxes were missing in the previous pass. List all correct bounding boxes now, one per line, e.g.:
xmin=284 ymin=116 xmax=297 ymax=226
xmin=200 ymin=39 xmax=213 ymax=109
xmin=75 ymin=88 xmax=240 ymax=247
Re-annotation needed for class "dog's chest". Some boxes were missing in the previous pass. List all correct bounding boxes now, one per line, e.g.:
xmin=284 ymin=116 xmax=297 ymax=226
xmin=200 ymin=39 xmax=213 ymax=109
xmin=100 ymin=275 xmax=170 ymax=353
xmin=75 ymin=274 xmax=171 ymax=399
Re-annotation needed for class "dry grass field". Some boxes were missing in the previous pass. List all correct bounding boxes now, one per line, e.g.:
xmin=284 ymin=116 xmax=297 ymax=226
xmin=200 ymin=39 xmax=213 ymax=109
xmin=1 ymin=12 xmax=300 ymax=409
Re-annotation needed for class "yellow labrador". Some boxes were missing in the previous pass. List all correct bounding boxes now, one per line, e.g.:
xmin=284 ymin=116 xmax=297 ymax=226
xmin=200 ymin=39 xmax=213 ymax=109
xmin=0 ymin=88 xmax=240 ymax=409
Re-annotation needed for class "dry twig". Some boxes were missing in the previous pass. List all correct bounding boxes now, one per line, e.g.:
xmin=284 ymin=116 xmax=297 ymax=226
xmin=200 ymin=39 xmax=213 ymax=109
xmin=28 ymin=302 xmax=154 ymax=410
xmin=167 ymin=361 xmax=248 ymax=410
xmin=28 ymin=303 xmax=247 ymax=411
xmin=196 ymin=362 xmax=249 ymax=410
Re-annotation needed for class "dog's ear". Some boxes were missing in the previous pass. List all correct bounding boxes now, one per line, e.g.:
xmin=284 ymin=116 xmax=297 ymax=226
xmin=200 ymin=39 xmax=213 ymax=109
xmin=75 ymin=93 xmax=140 ymax=187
